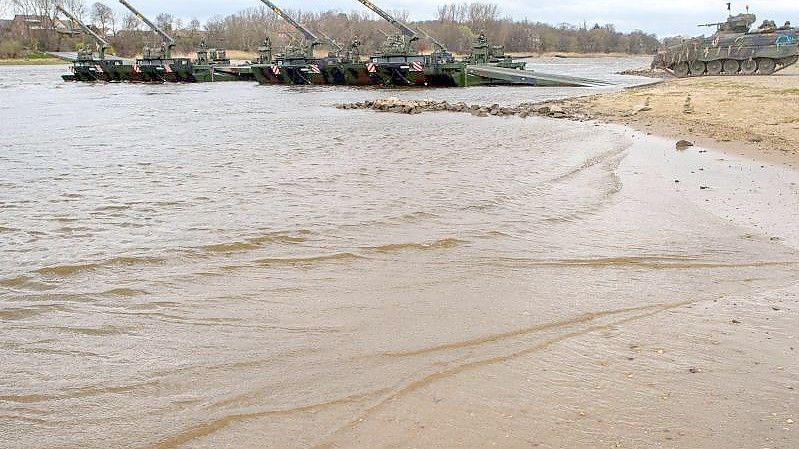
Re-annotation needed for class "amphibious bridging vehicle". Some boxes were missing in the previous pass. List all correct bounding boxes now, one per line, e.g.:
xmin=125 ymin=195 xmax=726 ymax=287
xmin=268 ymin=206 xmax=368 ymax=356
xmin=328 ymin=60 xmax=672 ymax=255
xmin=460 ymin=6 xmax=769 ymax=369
xmin=251 ymin=0 xmax=610 ymax=87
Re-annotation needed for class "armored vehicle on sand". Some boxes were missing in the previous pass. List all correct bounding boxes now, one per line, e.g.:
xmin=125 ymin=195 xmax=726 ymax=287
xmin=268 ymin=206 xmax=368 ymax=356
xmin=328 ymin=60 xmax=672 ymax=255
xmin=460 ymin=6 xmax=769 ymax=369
xmin=653 ymin=10 xmax=799 ymax=77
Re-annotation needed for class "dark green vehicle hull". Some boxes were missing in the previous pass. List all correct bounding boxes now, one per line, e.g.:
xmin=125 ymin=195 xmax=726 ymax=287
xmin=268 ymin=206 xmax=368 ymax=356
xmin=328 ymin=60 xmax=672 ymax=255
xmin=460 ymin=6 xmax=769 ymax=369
xmin=62 ymin=58 xmax=253 ymax=83
xmin=252 ymin=61 xmax=481 ymax=87
xmin=61 ymin=60 xmax=140 ymax=82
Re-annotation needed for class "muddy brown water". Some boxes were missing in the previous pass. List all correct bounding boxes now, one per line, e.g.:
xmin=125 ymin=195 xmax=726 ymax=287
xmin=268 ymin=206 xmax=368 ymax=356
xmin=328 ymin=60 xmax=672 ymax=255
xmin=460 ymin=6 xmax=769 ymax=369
xmin=1 ymin=60 xmax=798 ymax=448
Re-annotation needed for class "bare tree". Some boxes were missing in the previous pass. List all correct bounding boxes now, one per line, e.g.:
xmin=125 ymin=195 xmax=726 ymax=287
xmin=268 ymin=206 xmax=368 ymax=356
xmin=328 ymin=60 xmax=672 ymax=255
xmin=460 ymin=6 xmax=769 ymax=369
xmin=90 ymin=2 xmax=114 ymax=35
xmin=99 ymin=2 xmax=660 ymax=58
xmin=155 ymin=12 xmax=173 ymax=33
xmin=0 ymin=0 xmax=12 ymax=17
xmin=58 ymin=0 xmax=86 ymax=20
xmin=437 ymin=3 xmax=468 ymax=23
xmin=120 ymin=11 xmax=138 ymax=30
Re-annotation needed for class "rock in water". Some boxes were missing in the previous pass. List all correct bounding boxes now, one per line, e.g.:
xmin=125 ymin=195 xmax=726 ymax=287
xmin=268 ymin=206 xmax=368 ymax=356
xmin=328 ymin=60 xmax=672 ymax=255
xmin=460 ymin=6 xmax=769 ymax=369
xmin=675 ymin=140 xmax=694 ymax=149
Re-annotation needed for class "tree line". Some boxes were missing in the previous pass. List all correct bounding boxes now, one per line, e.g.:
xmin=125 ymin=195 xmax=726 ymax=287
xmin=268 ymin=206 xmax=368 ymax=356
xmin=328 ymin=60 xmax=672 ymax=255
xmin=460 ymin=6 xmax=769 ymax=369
xmin=1 ymin=0 xmax=661 ymax=58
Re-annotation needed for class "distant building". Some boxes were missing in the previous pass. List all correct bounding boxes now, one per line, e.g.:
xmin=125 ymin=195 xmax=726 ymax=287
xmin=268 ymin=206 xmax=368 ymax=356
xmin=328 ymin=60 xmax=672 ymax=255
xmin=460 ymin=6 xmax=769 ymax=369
xmin=3 ymin=15 xmax=69 ymax=48
xmin=10 ymin=14 xmax=66 ymax=31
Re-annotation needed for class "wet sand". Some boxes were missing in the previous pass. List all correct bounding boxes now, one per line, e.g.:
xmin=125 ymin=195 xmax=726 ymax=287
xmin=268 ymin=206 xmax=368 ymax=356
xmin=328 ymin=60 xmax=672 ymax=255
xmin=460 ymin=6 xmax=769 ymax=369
xmin=557 ymin=65 xmax=799 ymax=167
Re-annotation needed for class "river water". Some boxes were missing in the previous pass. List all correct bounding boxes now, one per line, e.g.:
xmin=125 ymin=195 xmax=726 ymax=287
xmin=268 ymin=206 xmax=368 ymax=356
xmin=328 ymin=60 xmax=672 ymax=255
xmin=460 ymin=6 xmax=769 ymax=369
xmin=1 ymin=60 xmax=798 ymax=449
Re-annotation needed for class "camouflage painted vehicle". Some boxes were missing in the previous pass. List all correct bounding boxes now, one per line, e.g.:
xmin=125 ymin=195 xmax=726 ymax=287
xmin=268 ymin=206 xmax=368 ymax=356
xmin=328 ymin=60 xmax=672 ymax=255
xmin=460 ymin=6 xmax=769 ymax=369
xmin=653 ymin=12 xmax=799 ymax=77
xmin=55 ymin=5 xmax=138 ymax=82
xmin=117 ymin=0 xmax=191 ymax=82
xmin=63 ymin=55 xmax=137 ymax=82
xmin=465 ymin=32 xmax=526 ymax=70
xmin=119 ymin=0 xmax=252 ymax=82
xmin=251 ymin=0 xmax=464 ymax=87
xmin=251 ymin=0 xmax=606 ymax=87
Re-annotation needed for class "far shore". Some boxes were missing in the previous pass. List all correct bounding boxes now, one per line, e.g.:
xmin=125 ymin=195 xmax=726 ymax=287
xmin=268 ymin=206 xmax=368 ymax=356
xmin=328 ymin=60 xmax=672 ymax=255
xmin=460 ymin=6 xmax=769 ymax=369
xmin=0 ymin=57 xmax=67 ymax=66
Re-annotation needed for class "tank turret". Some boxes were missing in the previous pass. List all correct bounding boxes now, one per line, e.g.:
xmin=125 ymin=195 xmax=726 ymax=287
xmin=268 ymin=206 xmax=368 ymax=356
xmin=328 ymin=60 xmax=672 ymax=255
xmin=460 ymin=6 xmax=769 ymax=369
xmin=698 ymin=13 xmax=756 ymax=34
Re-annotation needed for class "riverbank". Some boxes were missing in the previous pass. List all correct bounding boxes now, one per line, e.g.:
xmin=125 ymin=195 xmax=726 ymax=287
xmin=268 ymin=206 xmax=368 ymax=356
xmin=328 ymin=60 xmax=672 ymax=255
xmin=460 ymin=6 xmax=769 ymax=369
xmin=556 ymin=64 xmax=799 ymax=167
xmin=338 ymin=64 xmax=799 ymax=167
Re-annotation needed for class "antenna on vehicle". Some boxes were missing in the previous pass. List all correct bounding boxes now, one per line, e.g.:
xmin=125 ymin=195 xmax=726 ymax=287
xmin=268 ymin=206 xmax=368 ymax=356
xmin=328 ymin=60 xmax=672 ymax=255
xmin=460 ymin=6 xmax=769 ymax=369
xmin=726 ymin=3 xmax=731 ymax=16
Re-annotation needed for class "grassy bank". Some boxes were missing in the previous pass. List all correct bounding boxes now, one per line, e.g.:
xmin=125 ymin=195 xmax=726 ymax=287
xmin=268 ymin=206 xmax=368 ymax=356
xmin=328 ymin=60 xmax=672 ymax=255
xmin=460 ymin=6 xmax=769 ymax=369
xmin=0 ymin=55 xmax=66 ymax=65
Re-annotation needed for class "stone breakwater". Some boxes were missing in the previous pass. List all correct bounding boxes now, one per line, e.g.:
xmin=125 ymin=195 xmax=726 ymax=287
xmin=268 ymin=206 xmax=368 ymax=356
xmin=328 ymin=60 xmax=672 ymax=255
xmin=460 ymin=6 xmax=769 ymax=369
xmin=336 ymin=97 xmax=592 ymax=120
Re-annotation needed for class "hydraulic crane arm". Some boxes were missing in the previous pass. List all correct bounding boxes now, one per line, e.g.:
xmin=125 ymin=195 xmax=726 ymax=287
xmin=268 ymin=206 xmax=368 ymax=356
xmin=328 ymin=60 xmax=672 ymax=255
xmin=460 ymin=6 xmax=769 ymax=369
xmin=416 ymin=26 xmax=447 ymax=51
xmin=118 ymin=0 xmax=175 ymax=47
xmin=354 ymin=0 xmax=418 ymax=40
xmin=318 ymin=30 xmax=343 ymax=53
xmin=56 ymin=5 xmax=111 ymax=54
xmin=257 ymin=0 xmax=319 ymax=44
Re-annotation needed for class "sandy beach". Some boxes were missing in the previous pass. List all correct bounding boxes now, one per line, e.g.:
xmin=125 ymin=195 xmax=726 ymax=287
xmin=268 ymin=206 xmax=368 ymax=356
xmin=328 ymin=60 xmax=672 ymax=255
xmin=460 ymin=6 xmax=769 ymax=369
xmin=558 ymin=65 xmax=799 ymax=167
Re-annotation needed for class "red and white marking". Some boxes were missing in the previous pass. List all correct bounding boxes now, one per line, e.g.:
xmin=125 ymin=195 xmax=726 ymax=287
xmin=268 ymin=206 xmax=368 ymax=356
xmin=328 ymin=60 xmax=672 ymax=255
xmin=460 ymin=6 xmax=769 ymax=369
xmin=163 ymin=64 xmax=172 ymax=74
xmin=95 ymin=64 xmax=104 ymax=73
xmin=271 ymin=65 xmax=281 ymax=76
xmin=309 ymin=64 xmax=321 ymax=74
xmin=366 ymin=63 xmax=376 ymax=73
xmin=410 ymin=61 xmax=423 ymax=72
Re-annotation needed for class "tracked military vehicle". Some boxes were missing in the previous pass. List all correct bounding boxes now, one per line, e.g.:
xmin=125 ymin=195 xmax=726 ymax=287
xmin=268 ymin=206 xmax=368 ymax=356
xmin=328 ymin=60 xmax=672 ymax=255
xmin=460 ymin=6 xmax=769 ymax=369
xmin=653 ymin=10 xmax=799 ymax=77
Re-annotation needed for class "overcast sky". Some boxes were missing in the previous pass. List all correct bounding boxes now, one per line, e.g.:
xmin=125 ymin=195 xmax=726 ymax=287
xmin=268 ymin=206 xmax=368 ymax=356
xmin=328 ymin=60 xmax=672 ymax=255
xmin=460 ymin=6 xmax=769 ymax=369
xmin=12 ymin=0 xmax=799 ymax=36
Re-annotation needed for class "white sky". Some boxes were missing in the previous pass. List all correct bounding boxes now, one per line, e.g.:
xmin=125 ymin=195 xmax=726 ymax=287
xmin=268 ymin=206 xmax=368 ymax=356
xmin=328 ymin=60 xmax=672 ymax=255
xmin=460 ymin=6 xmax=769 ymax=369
xmin=11 ymin=0 xmax=799 ymax=37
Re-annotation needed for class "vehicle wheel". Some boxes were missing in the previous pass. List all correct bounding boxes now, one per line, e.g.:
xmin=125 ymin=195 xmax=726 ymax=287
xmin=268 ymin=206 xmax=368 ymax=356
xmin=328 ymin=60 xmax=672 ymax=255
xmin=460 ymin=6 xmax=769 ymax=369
xmin=689 ymin=60 xmax=706 ymax=76
xmin=722 ymin=59 xmax=740 ymax=74
xmin=672 ymin=62 xmax=690 ymax=78
xmin=740 ymin=59 xmax=757 ymax=75
xmin=706 ymin=60 xmax=723 ymax=75
xmin=757 ymin=58 xmax=776 ymax=75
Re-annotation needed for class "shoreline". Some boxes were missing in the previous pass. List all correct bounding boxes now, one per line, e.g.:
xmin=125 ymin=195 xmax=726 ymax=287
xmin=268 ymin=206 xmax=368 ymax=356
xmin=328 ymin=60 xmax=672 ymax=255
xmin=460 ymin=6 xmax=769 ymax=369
xmin=0 ymin=58 xmax=66 ymax=66
xmin=550 ymin=65 xmax=799 ymax=168
xmin=338 ymin=65 xmax=799 ymax=169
